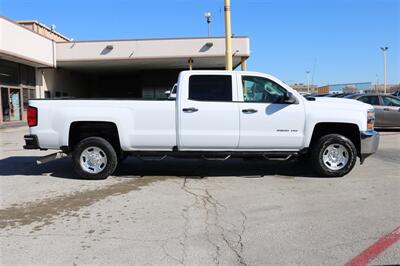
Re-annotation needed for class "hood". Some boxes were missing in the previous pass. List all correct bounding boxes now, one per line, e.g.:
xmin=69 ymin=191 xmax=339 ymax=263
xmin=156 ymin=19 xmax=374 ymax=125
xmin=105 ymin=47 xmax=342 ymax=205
xmin=305 ymin=96 xmax=373 ymax=111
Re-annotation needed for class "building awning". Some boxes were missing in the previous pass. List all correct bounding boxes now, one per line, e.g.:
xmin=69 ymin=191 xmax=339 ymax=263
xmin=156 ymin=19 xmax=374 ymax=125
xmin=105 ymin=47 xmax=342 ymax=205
xmin=0 ymin=17 xmax=55 ymax=67
xmin=56 ymin=36 xmax=250 ymax=72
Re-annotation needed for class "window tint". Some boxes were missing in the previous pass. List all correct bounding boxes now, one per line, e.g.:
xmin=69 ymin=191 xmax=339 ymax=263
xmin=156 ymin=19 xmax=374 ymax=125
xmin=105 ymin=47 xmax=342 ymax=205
xmin=189 ymin=75 xmax=232 ymax=102
xmin=358 ymin=96 xmax=380 ymax=105
xmin=382 ymin=96 xmax=400 ymax=107
xmin=242 ymin=76 xmax=286 ymax=103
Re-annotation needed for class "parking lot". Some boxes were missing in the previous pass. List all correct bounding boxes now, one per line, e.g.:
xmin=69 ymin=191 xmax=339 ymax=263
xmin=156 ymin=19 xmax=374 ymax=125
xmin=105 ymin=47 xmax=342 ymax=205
xmin=0 ymin=126 xmax=399 ymax=265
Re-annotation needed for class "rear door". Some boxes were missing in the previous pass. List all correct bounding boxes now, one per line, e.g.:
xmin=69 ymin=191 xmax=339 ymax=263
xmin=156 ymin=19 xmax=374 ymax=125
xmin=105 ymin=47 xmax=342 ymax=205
xmin=177 ymin=73 xmax=239 ymax=150
xmin=357 ymin=95 xmax=384 ymax=127
xmin=380 ymin=96 xmax=400 ymax=127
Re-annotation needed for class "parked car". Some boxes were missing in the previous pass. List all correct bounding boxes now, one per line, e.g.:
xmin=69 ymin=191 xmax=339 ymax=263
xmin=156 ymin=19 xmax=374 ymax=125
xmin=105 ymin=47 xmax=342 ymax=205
xmin=24 ymin=70 xmax=379 ymax=179
xmin=392 ymin=90 xmax=400 ymax=97
xmin=346 ymin=94 xmax=400 ymax=128
xmin=326 ymin=93 xmax=356 ymax=98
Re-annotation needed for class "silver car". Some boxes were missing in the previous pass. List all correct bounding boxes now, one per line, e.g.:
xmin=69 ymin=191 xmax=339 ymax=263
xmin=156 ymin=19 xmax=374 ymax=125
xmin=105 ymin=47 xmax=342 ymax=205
xmin=347 ymin=94 xmax=400 ymax=128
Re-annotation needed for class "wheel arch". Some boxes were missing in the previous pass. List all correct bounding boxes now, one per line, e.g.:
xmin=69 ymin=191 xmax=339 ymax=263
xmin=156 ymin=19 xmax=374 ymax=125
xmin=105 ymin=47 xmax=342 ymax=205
xmin=68 ymin=121 xmax=122 ymax=156
xmin=308 ymin=122 xmax=361 ymax=157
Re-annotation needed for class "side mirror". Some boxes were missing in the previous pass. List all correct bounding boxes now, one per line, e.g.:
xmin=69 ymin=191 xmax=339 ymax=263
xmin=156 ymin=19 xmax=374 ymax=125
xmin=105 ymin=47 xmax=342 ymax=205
xmin=164 ymin=90 xmax=171 ymax=96
xmin=284 ymin=92 xmax=297 ymax=104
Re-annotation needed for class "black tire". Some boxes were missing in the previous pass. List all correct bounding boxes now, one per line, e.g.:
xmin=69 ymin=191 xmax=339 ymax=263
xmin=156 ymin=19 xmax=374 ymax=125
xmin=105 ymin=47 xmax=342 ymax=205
xmin=310 ymin=134 xmax=357 ymax=177
xmin=72 ymin=137 xmax=118 ymax=180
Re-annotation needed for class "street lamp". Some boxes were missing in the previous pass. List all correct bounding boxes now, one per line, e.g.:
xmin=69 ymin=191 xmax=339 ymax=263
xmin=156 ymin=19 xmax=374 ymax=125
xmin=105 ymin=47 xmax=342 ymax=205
xmin=380 ymin=47 xmax=388 ymax=94
xmin=204 ymin=12 xmax=212 ymax=37
xmin=306 ymin=71 xmax=311 ymax=94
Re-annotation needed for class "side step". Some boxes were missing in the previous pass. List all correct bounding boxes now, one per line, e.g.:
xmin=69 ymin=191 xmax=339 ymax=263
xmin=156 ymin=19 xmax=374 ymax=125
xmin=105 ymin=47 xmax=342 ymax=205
xmin=137 ymin=155 xmax=168 ymax=161
xmin=37 ymin=152 xmax=68 ymax=164
xmin=202 ymin=154 xmax=231 ymax=161
xmin=262 ymin=154 xmax=294 ymax=161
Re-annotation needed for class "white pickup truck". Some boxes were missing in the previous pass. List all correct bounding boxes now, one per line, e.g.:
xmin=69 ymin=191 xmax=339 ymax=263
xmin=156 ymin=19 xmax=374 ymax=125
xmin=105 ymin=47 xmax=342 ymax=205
xmin=24 ymin=70 xmax=379 ymax=179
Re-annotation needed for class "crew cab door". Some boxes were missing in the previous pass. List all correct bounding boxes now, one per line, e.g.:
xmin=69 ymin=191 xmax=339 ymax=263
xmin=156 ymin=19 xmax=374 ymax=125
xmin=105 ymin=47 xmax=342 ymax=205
xmin=380 ymin=95 xmax=400 ymax=127
xmin=237 ymin=74 xmax=305 ymax=149
xmin=177 ymin=73 xmax=239 ymax=150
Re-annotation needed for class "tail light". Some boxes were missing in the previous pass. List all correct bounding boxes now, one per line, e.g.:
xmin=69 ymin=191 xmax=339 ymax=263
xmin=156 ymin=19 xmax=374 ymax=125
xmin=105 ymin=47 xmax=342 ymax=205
xmin=27 ymin=106 xmax=38 ymax=127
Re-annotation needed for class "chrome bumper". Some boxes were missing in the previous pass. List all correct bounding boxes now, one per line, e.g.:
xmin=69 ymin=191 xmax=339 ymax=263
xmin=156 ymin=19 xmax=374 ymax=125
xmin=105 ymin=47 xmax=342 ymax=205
xmin=360 ymin=130 xmax=380 ymax=164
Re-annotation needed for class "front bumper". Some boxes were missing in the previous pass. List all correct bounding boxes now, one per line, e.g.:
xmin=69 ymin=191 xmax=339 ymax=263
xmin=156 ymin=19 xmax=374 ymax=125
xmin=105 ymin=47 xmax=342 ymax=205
xmin=23 ymin=135 xmax=40 ymax=150
xmin=360 ymin=130 xmax=380 ymax=164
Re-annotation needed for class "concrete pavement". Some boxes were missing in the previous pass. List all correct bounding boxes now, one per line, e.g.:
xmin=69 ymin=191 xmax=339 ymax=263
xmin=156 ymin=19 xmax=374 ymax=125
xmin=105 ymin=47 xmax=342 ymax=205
xmin=0 ymin=126 xmax=399 ymax=265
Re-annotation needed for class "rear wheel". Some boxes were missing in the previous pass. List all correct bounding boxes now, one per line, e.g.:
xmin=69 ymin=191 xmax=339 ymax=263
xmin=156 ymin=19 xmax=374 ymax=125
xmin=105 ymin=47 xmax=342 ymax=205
xmin=311 ymin=134 xmax=357 ymax=177
xmin=72 ymin=137 xmax=118 ymax=180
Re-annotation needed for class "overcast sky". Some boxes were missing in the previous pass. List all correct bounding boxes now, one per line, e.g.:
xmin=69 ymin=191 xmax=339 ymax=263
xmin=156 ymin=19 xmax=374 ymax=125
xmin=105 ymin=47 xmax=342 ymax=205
xmin=1 ymin=0 xmax=399 ymax=85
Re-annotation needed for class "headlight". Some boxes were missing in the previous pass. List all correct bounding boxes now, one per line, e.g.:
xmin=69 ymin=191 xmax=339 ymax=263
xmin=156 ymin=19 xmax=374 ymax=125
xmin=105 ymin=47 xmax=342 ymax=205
xmin=367 ymin=109 xmax=375 ymax=130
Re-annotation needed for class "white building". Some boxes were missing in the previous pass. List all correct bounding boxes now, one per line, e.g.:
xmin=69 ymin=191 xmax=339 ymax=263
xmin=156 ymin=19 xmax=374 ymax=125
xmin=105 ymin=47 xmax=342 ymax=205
xmin=0 ymin=16 xmax=250 ymax=126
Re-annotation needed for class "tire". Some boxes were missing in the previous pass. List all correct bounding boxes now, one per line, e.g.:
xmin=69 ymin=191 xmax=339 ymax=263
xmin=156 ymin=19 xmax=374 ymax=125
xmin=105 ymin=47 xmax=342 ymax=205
xmin=72 ymin=137 xmax=118 ymax=180
xmin=310 ymin=134 xmax=357 ymax=177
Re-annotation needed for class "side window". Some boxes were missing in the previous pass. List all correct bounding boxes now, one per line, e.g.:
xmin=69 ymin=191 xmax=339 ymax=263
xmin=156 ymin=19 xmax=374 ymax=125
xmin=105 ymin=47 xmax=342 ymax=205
xmin=358 ymin=96 xmax=380 ymax=105
xmin=382 ymin=96 xmax=400 ymax=107
xmin=242 ymin=76 xmax=286 ymax=103
xmin=189 ymin=75 xmax=232 ymax=102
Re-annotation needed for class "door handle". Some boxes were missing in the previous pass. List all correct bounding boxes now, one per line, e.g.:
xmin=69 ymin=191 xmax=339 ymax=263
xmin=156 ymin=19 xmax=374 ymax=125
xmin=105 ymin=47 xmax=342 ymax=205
xmin=383 ymin=108 xmax=390 ymax=111
xmin=242 ymin=108 xmax=258 ymax=114
xmin=182 ymin=107 xmax=199 ymax=113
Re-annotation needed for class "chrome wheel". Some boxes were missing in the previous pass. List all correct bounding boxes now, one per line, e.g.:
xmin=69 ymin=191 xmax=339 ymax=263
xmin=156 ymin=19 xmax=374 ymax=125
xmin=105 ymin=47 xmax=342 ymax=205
xmin=80 ymin=146 xmax=108 ymax=174
xmin=322 ymin=143 xmax=349 ymax=171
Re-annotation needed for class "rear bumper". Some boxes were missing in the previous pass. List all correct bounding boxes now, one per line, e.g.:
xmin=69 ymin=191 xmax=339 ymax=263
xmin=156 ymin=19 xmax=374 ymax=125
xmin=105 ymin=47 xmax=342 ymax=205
xmin=360 ymin=130 xmax=380 ymax=164
xmin=23 ymin=135 xmax=40 ymax=150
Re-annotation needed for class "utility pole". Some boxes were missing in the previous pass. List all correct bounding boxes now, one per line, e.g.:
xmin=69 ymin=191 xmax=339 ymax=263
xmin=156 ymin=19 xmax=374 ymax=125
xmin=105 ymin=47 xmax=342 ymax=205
xmin=224 ymin=0 xmax=233 ymax=70
xmin=381 ymin=47 xmax=388 ymax=93
xmin=306 ymin=71 xmax=311 ymax=94
xmin=204 ymin=12 xmax=212 ymax=37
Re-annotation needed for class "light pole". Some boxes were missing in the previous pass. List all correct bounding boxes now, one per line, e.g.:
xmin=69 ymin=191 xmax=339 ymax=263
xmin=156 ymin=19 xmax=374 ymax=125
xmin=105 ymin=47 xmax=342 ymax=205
xmin=224 ymin=0 xmax=233 ymax=70
xmin=381 ymin=47 xmax=388 ymax=93
xmin=306 ymin=71 xmax=311 ymax=94
xmin=204 ymin=12 xmax=212 ymax=37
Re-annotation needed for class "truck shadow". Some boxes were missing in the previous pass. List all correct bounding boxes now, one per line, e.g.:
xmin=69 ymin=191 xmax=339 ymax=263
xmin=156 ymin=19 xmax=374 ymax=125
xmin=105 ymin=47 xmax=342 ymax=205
xmin=0 ymin=156 xmax=321 ymax=179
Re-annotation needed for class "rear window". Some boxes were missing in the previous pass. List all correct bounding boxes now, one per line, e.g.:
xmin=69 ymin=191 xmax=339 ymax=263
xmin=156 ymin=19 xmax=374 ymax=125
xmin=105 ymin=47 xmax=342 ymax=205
xmin=358 ymin=96 xmax=380 ymax=105
xmin=189 ymin=75 xmax=232 ymax=102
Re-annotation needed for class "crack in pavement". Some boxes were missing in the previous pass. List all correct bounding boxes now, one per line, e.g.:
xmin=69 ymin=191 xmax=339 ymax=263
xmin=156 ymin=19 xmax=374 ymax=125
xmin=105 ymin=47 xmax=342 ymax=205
xmin=180 ymin=177 xmax=248 ymax=266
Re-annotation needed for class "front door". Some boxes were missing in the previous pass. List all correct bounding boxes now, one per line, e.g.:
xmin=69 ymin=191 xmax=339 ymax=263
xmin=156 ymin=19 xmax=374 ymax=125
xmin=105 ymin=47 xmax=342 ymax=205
xmin=380 ymin=96 xmax=400 ymax=127
xmin=178 ymin=73 xmax=239 ymax=150
xmin=238 ymin=75 xmax=305 ymax=150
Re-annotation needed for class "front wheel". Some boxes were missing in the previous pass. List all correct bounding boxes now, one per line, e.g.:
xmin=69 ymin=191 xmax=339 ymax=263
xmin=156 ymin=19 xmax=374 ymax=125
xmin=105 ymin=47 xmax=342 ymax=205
xmin=72 ymin=137 xmax=118 ymax=180
xmin=310 ymin=134 xmax=357 ymax=177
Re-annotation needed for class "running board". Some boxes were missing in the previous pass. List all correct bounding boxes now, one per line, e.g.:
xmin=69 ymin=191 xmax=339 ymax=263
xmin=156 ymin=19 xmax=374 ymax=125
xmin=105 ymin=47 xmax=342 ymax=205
xmin=137 ymin=155 xmax=168 ymax=161
xmin=128 ymin=151 xmax=298 ymax=160
xmin=262 ymin=154 xmax=294 ymax=161
xmin=37 ymin=152 xmax=68 ymax=164
xmin=202 ymin=155 xmax=231 ymax=161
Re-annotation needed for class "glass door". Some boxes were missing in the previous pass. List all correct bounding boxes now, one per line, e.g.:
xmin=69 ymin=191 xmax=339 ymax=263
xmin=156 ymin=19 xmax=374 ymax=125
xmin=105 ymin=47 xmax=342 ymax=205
xmin=9 ymin=88 xmax=22 ymax=121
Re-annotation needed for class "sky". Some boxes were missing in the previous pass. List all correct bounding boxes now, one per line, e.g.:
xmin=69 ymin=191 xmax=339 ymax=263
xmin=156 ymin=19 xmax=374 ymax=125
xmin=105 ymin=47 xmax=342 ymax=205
xmin=1 ymin=0 xmax=399 ymax=85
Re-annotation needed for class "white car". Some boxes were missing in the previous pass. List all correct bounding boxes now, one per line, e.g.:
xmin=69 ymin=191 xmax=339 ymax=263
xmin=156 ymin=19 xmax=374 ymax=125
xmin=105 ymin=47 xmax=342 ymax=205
xmin=24 ymin=70 xmax=379 ymax=179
